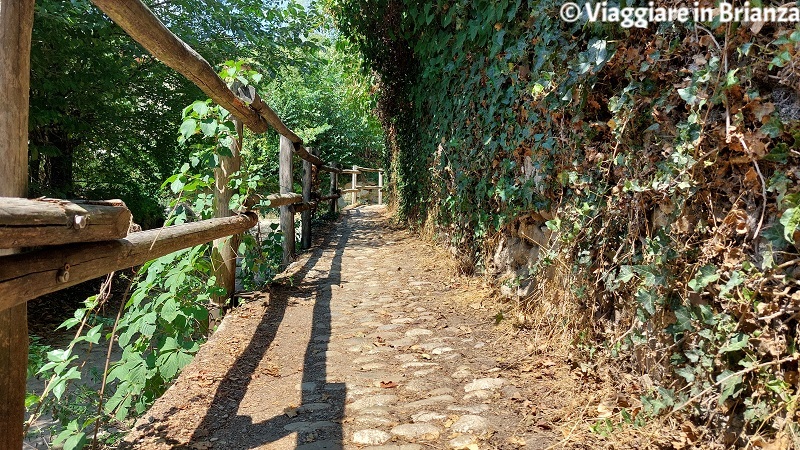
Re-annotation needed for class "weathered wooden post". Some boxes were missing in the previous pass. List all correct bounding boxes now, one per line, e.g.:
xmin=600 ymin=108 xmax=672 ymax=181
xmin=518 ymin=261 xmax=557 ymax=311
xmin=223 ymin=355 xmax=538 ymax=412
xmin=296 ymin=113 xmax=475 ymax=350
xmin=0 ymin=0 xmax=35 ymax=446
xmin=210 ymin=120 xmax=242 ymax=320
xmin=300 ymin=147 xmax=312 ymax=250
xmin=330 ymin=163 xmax=338 ymax=214
xmin=378 ymin=170 xmax=384 ymax=205
xmin=279 ymin=136 xmax=295 ymax=266
xmin=351 ymin=165 xmax=358 ymax=205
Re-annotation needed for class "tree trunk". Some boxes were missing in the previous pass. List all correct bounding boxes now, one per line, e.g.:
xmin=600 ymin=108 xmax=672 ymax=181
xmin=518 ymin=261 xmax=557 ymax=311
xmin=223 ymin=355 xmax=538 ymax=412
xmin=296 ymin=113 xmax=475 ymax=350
xmin=210 ymin=120 xmax=242 ymax=324
xmin=0 ymin=0 xmax=35 ymax=447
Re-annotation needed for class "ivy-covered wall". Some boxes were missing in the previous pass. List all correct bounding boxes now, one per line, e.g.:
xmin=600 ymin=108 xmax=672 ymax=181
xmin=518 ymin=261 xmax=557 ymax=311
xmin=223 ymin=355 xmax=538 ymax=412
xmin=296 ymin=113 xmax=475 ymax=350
xmin=332 ymin=0 xmax=800 ymax=443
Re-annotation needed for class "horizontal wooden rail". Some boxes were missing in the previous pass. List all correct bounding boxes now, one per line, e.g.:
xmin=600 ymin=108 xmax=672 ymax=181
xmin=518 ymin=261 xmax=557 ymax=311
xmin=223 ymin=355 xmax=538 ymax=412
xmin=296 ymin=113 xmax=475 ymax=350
xmin=340 ymin=188 xmax=360 ymax=194
xmin=355 ymin=166 xmax=384 ymax=173
xmin=318 ymin=165 xmax=343 ymax=174
xmin=0 ymin=212 xmax=258 ymax=311
xmin=265 ymin=193 xmax=303 ymax=207
xmin=0 ymin=198 xmax=131 ymax=248
xmin=293 ymin=201 xmax=317 ymax=213
xmin=90 ymin=0 xmax=269 ymax=134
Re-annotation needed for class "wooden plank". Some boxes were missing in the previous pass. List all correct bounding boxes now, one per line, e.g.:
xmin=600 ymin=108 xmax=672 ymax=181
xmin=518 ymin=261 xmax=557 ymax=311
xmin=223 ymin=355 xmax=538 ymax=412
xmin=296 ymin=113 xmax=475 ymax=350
xmin=293 ymin=201 xmax=318 ymax=213
xmin=319 ymin=164 xmax=343 ymax=174
xmin=330 ymin=163 xmax=339 ymax=213
xmin=89 ymin=0 xmax=269 ymax=133
xmin=301 ymin=148 xmax=312 ymax=250
xmin=210 ymin=119 xmax=242 ymax=319
xmin=0 ymin=213 xmax=259 ymax=310
xmin=0 ymin=0 xmax=35 ymax=446
xmin=355 ymin=166 xmax=384 ymax=173
xmin=295 ymin=144 xmax=325 ymax=166
xmin=279 ymin=136 xmax=295 ymax=266
xmin=0 ymin=198 xmax=132 ymax=248
xmin=340 ymin=169 xmax=361 ymax=174
xmin=265 ymin=193 xmax=303 ymax=207
xmin=351 ymin=165 xmax=358 ymax=204
xmin=378 ymin=171 xmax=384 ymax=205
xmin=235 ymin=83 xmax=302 ymax=143
xmin=341 ymin=188 xmax=361 ymax=194
xmin=359 ymin=186 xmax=383 ymax=190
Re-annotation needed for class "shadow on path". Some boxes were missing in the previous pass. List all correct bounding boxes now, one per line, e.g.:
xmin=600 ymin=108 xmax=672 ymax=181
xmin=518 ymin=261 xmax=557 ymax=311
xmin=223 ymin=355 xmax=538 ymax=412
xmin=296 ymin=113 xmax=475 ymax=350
xmin=185 ymin=210 xmax=356 ymax=449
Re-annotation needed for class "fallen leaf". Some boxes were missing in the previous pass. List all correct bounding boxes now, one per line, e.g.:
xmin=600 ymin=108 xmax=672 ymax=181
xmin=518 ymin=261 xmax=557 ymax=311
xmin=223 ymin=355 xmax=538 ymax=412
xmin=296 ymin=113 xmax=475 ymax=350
xmin=380 ymin=381 xmax=398 ymax=388
xmin=284 ymin=406 xmax=299 ymax=418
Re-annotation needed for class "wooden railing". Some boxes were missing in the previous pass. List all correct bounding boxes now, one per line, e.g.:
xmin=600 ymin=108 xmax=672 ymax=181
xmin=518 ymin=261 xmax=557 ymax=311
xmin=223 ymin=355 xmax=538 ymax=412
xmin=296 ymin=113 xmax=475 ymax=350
xmin=0 ymin=0 xmax=383 ymax=445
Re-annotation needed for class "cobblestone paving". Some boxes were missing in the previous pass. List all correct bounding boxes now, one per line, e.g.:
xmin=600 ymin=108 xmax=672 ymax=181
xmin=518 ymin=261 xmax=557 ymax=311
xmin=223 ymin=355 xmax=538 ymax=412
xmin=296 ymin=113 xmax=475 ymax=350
xmin=123 ymin=206 xmax=555 ymax=449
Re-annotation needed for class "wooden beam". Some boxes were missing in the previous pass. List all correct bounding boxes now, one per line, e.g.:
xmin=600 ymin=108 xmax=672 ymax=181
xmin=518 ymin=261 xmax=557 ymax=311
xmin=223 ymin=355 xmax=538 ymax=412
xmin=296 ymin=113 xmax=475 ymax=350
xmin=0 ymin=198 xmax=131 ymax=248
xmin=279 ymin=136 xmax=295 ymax=266
xmin=341 ymin=188 xmax=360 ymax=194
xmin=0 ymin=213 xmax=258 ymax=311
xmin=351 ymin=165 xmax=358 ymax=204
xmin=340 ymin=169 xmax=361 ymax=174
xmin=294 ymin=143 xmax=324 ymax=166
xmin=355 ymin=166 xmax=384 ymax=173
xmin=89 ymin=0 xmax=269 ymax=133
xmin=330 ymin=163 xmax=339 ymax=213
xmin=318 ymin=164 xmax=343 ymax=174
xmin=378 ymin=171 xmax=384 ymax=205
xmin=301 ymin=148 xmax=312 ymax=250
xmin=293 ymin=201 xmax=318 ymax=213
xmin=319 ymin=194 xmax=340 ymax=202
xmin=0 ymin=0 xmax=35 ymax=446
xmin=265 ymin=193 xmax=303 ymax=208
xmin=235 ymin=83 xmax=302 ymax=143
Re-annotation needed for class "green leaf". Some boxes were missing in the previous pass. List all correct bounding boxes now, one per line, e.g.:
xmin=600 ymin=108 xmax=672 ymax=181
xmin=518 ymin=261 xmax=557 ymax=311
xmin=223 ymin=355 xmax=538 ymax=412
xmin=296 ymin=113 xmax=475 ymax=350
xmin=170 ymin=177 xmax=185 ymax=194
xmin=688 ymin=264 xmax=720 ymax=292
xmin=85 ymin=324 xmax=102 ymax=345
xmin=179 ymin=118 xmax=197 ymax=140
xmin=717 ymin=370 xmax=743 ymax=404
xmin=675 ymin=366 xmax=695 ymax=383
xmin=719 ymin=271 xmax=744 ymax=297
xmin=719 ymin=333 xmax=749 ymax=353
xmin=635 ymin=287 xmax=658 ymax=315
xmin=63 ymin=431 xmax=88 ymax=450
xmin=191 ymin=101 xmax=209 ymax=116
xmin=780 ymin=206 xmax=800 ymax=243
xmin=200 ymin=118 xmax=218 ymax=138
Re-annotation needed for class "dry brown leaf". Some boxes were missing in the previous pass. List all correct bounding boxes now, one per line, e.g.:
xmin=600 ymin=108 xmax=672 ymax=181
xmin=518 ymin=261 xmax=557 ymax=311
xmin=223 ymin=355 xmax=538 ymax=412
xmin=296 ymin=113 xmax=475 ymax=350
xmin=380 ymin=380 xmax=398 ymax=388
xmin=284 ymin=406 xmax=299 ymax=418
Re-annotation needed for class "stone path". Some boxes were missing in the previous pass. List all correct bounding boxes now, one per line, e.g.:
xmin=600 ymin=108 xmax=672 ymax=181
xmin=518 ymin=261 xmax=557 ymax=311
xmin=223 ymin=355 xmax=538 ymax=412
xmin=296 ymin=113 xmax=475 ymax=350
xmin=123 ymin=206 xmax=559 ymax=449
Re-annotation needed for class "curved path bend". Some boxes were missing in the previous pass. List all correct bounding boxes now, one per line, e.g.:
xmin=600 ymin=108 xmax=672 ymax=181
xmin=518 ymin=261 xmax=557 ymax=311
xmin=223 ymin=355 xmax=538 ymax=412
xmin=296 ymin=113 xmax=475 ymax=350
xmin=123 ymin=206 xmax=560 ymax=450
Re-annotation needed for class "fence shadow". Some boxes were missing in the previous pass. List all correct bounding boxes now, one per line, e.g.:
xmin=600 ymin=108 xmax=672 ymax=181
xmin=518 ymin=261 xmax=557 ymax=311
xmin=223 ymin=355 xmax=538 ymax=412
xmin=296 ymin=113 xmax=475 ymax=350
xmin=184 ymin=211 xmax=353 ymax=449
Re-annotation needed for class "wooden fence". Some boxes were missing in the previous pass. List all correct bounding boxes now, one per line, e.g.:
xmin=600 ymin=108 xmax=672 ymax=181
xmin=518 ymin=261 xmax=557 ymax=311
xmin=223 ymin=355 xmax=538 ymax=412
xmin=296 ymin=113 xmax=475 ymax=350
xmin=0 ymin=0 xmax=383 ymax=446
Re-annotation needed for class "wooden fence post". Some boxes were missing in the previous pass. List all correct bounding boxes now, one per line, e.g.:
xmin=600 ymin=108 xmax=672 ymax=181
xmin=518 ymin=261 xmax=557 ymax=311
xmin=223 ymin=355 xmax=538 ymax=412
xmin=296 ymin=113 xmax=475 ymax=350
xmin=301 ymin=147 xmax=312 ymax=250
xmin=0 ymin=0 xmax=35 ymax=446
xmin=351 ymin=165 xmax=358 ymax=205
xmin=279 ymin=136 xmax=295 ymax=266
xmin=210 ymin=119 xmax=242 ymax=321
xmin=330 ymin=163 xmax=338 ymax=214
xmin=378 ymin=171 xmax=384 ymax=205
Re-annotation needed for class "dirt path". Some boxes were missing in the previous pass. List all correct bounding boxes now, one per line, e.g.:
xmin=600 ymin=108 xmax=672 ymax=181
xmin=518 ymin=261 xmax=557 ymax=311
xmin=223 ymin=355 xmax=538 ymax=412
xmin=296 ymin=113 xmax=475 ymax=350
xmin=122 ymin=206 xmax=571 ymax=450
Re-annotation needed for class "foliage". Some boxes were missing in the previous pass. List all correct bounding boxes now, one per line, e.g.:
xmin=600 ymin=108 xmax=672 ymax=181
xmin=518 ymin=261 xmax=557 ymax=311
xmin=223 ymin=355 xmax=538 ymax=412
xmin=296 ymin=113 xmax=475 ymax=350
xmin=28 ymin=0 xmax=320 ymax=228
xmin=332 ymin=0 xmax=800 ymax=444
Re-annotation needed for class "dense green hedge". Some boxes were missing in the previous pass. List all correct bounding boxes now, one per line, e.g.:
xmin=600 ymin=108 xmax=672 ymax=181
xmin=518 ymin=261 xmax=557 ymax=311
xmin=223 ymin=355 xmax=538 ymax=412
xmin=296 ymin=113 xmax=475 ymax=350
xmin=332 ymin=0 xmax=800 ymax=444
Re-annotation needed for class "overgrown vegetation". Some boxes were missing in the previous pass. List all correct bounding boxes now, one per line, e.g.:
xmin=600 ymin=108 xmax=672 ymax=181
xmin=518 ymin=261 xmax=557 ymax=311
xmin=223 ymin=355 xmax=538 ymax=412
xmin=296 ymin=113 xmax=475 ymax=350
xmin=332 ymin=0 xmax=800 ymax=446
